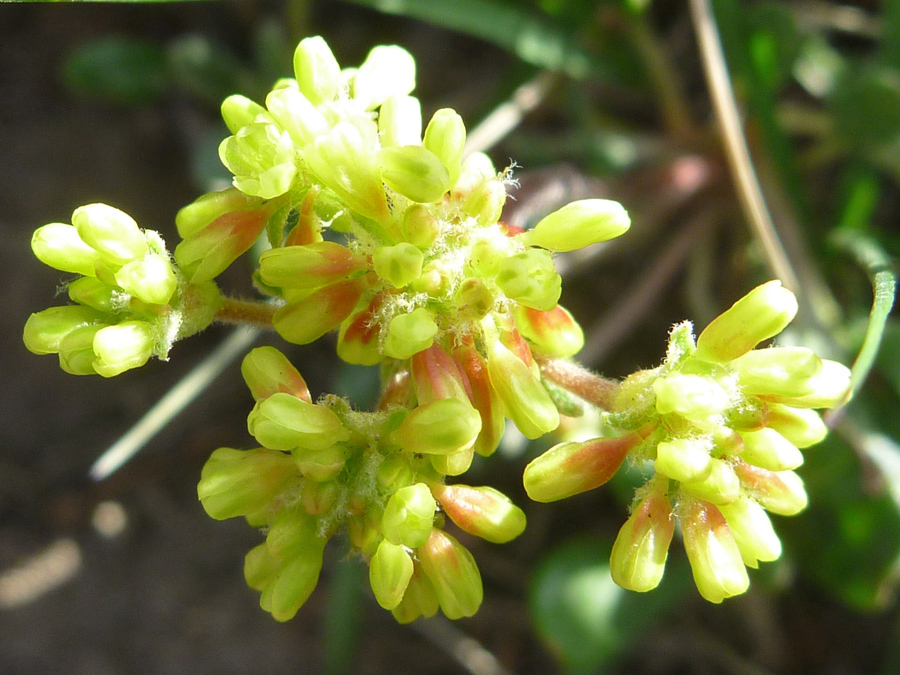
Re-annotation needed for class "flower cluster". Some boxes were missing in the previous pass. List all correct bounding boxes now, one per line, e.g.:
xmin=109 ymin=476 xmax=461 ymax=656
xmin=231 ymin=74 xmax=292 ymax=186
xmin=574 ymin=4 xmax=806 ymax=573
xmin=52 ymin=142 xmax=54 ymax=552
xmin=22 ymin=31 xmax=854 ymax=622
xmin=524 ymin=281 xmax=851 ymax=602
xmin=174 ymin=35 xmax=630 ymax=449
xmin=198 ymin=345 xmax=527 ymax=622
xmin=24 ymin=204 xmax=220 ymax=376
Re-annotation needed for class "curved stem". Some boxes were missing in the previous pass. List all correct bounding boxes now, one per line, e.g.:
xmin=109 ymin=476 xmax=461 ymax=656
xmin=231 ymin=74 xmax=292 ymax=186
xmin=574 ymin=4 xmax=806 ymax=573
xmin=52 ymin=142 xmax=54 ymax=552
xmin=537 ymin=357 xmax=620 ymax=411
xmin=214 ymin=296 xmax=278 ymax=328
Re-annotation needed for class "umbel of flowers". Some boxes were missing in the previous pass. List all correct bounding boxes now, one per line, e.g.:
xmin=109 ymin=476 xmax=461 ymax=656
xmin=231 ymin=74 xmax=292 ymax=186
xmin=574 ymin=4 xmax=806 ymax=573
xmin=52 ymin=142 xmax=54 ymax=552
xmin=21 ymin=31 xmax=852 ymax=622
xmin=24 ymin=204 xmax=220 ymax=376
xmin=198 ymin=345 xmax=526 ymax=622
xmin=524 ymin=281 xmax=852 ymax=603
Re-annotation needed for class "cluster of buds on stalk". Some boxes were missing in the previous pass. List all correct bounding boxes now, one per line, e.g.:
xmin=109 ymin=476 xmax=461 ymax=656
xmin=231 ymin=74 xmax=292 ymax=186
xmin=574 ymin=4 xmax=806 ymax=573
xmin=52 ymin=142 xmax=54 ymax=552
xmin=198 ymin=346 xmax=526 ymax=621
xmin=524 ymin=281 xmax=851 ymax=602
xmin=24 ymin=204 xmax=220 ymax=376
xmin=22 ymin=31 xmax=853 ymax=622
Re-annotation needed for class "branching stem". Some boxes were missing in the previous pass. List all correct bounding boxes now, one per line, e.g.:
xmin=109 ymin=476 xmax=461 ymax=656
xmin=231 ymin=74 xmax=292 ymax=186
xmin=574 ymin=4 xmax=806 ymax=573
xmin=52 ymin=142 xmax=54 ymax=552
xmin=215 ymin=297 xmax=278 ymax=328
xmin=537 ymin=357 xmax=620 ymax=411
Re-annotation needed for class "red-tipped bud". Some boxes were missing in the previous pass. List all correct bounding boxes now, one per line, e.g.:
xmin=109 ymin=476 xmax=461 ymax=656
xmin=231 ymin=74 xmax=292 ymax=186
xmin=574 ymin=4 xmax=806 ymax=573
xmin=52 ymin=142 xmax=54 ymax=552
xmin=733 ymin=461 xmax=808 ymax=515
xmin=513 ymin=305 xmax=584 ymax=358
xmin=241 ymin=346 xmax=312 ymax=402
xmin=523 ymin=428 xmax=649 ymax=502
xmin=610 ymin=489 xmax=675 ymax=592
xmin=681 ymin=500 xmax=749 ymax=603
xmin=259 ymin=242 xmax=367 ymax=291
xmin=411 ymin=343 xmax=472 ymax=405
xmin=417 ymin=529 xmax=483 ymax=620
xmin=338 ymin=293 xmax=384 ymax=366
xmin=273 ymin=276 xmax=369 ymax=345
xmin=431 ymin=483 xmax=526 ymax=543
xmin=454 ymin=344 xmax=505 ymax=457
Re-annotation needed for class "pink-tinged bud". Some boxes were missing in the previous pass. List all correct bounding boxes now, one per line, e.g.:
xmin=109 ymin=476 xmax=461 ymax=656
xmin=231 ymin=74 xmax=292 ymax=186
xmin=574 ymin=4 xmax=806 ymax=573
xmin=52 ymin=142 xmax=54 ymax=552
xmin=524 ymin=429 xmax=649 ymax=502
xmin=731 ymin=347 xmax=822 ymax=398
xmin=175 ymin=187 xmax=259 ymax=238
xmin=429 ymin=446 xmax=475 ymax=476
xmin=292 ymin=443 xmax=348 ymax=482
xmin=454 ymin=344 xmax=505 ymax=457
xmin=284 ymin=186 xmax=324 ymax=247
xmin=174 ymin=206 xmax=271 ymax=283
xmin=738 ymin=428 xmax=803 ymax=471
xmin=693 ymin=281 xmax=798 ymax=363
xmin=370 ymin=540 xmax=414 ymax=610
xmin=431 ymin=483 xmax=526 ymax=544
xmin=765 ymin=404 xmax=827 ymax=448
xmin=273 ymin=276 xmax=369 ymax=345
xmin=513 ymin=305 xmax=584 ymax=358
xmin=247 ymin=392 xmax=350 ymax=451
xmin=381 ymin=483 xmax=437 ymax=548
xmin=681 ymin=500 xmax=749 ymax=603
xmin=338 ymin=293 xmax=384 ymax=366
xmin=653 ymin=373 xmax=729 ymax=421
xmin=486 ymin=337 xmax=559 ymax=439
xmin=391 ymin=564 xmax=440 ymax=624
xmin=390 ymin=398 xmax=482 ymax=455
xmin=718 ymin=497 xmax=782 ymax=568
xmin=241 ymin=346 xmax=312 ymax=402
xmin=198 ymin=447 xmax=298 ymax=520
xmin=411 ymin=344 xmax=472 ymax=406
xmin=418 ymin=529 xmax=483 ymax=620
xmin=654 ymin=438 xmax=713 ymax=483
xmin=760 ymin=360 xmax=852 ymax=410
xmin=733 ymin=461 xmax=808 ymax=515
xmin=610 ymin=490 xmax=675 ymax=592
xmin=259 ymin=242 xmax=367 ymax=291
xmin=23 ymin=305 xmax=106 ymax=355
xmin=680 ymin=458 xmax=741 ymax=505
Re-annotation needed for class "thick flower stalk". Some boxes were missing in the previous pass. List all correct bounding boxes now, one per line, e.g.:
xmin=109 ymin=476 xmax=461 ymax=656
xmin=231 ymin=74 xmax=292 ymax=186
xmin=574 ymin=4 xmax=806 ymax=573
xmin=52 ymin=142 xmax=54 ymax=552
xmin=24 ymin=204 xmax=221 ymax=376
xmin=198 ymin=346 xmax=526 ymax=622
xmin=524 ymin=281 xmax=851 ymax=602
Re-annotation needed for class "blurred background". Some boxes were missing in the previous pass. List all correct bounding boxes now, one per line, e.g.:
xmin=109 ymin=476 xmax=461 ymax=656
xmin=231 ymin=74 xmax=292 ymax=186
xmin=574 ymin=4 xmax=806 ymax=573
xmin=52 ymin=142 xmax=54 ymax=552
xmin=1 ymin=0 xmax=899 ymax=673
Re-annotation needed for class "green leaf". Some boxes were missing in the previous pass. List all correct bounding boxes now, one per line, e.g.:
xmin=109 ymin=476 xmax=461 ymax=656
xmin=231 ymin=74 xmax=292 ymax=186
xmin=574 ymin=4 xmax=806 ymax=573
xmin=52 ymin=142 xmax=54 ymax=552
xmin=344 ymin=0 xmax=597 ymax=79
xmin=64 ymin=36 xmax=168 ymax=104
xmin=529 ymin=538 xmax=689 ymax=674
xmin=781 ymin=434 xmax=900 ymax=611
xmin=830 ymin=65 xmax=900 ymax=150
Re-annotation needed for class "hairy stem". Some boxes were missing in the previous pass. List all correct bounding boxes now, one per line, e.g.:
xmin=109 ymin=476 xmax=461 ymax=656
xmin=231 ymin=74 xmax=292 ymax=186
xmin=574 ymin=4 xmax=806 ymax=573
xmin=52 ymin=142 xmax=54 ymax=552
xmin=215 ymin=297 xmax=278 ymax=328
xmin=538 ymin=357 xmax=620 ymax=411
